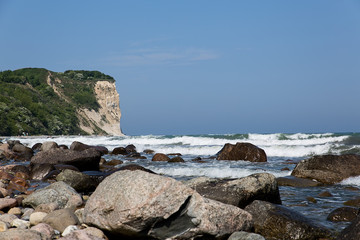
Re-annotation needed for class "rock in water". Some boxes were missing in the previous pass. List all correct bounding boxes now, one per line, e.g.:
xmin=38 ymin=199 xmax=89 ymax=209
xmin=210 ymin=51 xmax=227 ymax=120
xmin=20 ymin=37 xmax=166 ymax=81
xmin=83 ymin=170 xmax=253 ymax=239
xmin=245 ymin=200 xmax=333 ymax=240
xmin=31 ymin=148 xmax=101 ymax=171
xmin=336 ymin=216 xmax=360 ymax=240
xmin=291 ymin=154 xmax=360 ymax=184
xmin=216 ymin=142 xmax=267 ymax=162
xmin=185 ymin=173 xmax=281 ymax=208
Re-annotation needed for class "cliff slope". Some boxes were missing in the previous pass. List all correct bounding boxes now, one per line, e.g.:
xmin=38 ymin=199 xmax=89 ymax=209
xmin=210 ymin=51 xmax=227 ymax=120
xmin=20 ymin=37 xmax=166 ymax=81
xmin=0 ymin=68 xmax=122 ymax=136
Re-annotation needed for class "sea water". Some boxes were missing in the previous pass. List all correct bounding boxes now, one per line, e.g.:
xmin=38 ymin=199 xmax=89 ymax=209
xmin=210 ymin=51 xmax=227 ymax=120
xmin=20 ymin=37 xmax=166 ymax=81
xmin=5 ymin=132 xmax=360 ymax=232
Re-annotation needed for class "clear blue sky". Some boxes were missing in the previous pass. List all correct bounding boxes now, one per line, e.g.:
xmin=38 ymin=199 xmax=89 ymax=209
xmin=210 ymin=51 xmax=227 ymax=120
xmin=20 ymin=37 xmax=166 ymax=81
xmin=1 ymin=1 xmax=359 ymax=135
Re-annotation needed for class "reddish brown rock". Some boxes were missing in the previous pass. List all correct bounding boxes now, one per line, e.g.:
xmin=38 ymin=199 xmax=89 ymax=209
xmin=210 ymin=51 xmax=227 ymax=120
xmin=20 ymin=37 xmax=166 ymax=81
xmin=152 ymin=153 xmax=170 ymax=162
xmin=216 ymin=142 xmax=267 ymax=162
xmin=291 ymin=154 xmax=360 ymax=184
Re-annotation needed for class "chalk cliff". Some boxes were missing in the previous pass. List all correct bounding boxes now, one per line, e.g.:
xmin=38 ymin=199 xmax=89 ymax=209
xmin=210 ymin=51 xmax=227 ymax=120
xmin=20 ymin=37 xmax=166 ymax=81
xmin=0 ymin=68 xmax=123 ymax=136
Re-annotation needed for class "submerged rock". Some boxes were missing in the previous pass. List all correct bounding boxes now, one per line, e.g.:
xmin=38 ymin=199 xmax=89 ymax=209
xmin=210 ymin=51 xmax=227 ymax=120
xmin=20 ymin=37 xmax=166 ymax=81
xmin=216 ymin=142 xmax=267 ymax=162
xmin=245 ymin=200 xmax=333 ymax=240
xmin=291 ymin=154 xmax=360 ymax=184
xmin=276 ymin=176 xmax=323 ymax=187
xmin=185 ymin=173 xmax=281 ymax=208
xmin=83 ymin=170 xmax=252 ymax=239
xmin=152 ymin=153 xmax=170 ymax=162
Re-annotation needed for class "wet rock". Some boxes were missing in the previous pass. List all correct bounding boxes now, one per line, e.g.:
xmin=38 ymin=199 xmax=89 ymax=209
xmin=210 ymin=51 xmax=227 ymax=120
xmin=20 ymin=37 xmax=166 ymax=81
xmin=125 ymin=144 xmax=136 ymax=153
xmin=0 ymin=229 xmax=46 ymax=240
xmin=70 ymin=141 xmax=108 ymax=155
xmin=143 ymin=149 xmax=155 ymax=154
xmin=318 ymin=191 xmax=333 ymax=197
xmin=306 ymin=196 xmax=317 ymax=203
xmin=185 ymin=173 xmax=281 ymax=208
xmin=291 ymin=154 xmax=360 ymax=184
xmin=344 ymin=197 xmax=360 ymax=207
xmin=41 ymin=141 xmax=59 ymax=152
xmin=104 ymin=159 xmax=123 ymax=166
xmin=12 ymin=143 xmax=34 ymax=161
xmin=31 ymin=148 xmax=101 ymax=172
xmin=30 ymin=163 xmax=56 ymax=180
xmin=22 ymin=181 xmax=83 ymax=209
xmin=116 ymin=164 xmax=155 ymax=174
xmin=169 ymin=156 xmax=185 ymax=163
xmin=152 ymin=153 xmax=170 ymax=162
xmin=228 ymin=231 xmax=266 ymax=240
xmin=43 ymin=208 xmax=80 ymax=233
xmin=327 ymin=207 xmax=359 ymax=222
xmin=56 ymin=169 xmax=99 ymax=193
xmin=111 ymin=147 xmax=127 ymax=155
xmin=336 ymin=216 xmax=360 ymax=240
xmin=216 ymin=142 xmax=267 ymax=162
xmin=83 ymin=170 xmax=253 ymax=239
xmin=245 ymin=200 xmax=333 ymax=240
xmin=31 ymin=143 xmax=42 ymax=151
xmin=54 ymin=164 xmax=80 ymax=172
xmin=276 ymin=175 xmax=323 ymax=187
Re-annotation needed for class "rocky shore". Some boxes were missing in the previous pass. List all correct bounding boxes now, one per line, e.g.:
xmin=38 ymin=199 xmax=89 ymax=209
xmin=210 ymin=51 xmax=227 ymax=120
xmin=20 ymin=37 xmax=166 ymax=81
xmin=0 ymin=139 xmax=359 ymax=239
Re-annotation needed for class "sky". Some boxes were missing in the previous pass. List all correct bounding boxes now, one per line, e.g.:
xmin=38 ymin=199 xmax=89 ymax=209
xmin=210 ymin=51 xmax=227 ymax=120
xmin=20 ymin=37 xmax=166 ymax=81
xmin=0 ymin=1 xmax=360 ymax=135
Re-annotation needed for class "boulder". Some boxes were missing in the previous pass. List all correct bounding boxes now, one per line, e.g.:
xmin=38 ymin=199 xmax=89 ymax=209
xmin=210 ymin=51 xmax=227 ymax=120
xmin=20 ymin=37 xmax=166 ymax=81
xmin=30 ymin=163 xmax=56 ymax=180
xmin=111 ymin=147 xmax=127 ymax=155
xmin=30 ymin=212 xmax=48 ymax=226
xmin=125 ymin=144 xmax=136 ymax=153
xmin=31 ymin=148 xmax=101 ymax=171
xmin=0 ymin=198 xmax=18 ymax=211
xmin=40 ymin=141 xmax=59 ymax=152
xmin=216 ymin=142 xmax=267 ymax=162
xmin=336 ymin=216 xmax=360 ymax=240
xmin=291 ymin=154 xmax=360 ymax=184
xmin=59 ymin=227 xmax=107 ymax=240
xmin=31 ymin=143 xmax=43 ymax=151
xmin=152 ymin=153 xmax=170 ymax=162
xmin=169 ymin=156 xmax=185 ymax=163
xmin=43 ymin=208 xmax=80 ymax=233
xmin=12 ymin=143 xmax=34 ymax=161
xmin=185 ymin=173 xmax=281 ymax=208
xmin=70 ymin=141 xmax=108 ymax=155
xmin=327 ymin=207 xmax=359 ymax=222
xmin=56 ymin=169 xmax=99 ymax=193
xmin=83 ymin=170 xmax=253 ymax=239
xmin=22 ymin=181 xmax=83 ymax=209
xmin=276 ymin=176 xmax=323 ymax=187
xmin=245 ymin=200 xmax=333 ymax=240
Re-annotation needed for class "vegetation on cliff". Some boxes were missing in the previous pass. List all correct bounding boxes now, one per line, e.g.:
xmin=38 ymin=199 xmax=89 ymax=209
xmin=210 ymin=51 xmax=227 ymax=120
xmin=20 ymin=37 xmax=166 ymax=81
xmin=0 ymin=68 xmax=115 ymax=136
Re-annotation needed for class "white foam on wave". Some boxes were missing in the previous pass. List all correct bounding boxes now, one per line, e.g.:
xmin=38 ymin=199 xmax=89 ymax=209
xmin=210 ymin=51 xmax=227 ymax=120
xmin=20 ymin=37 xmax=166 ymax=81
xmin=340 ymin=176 xmax=360 ymax=187
xmin=149 ymin=165 xmax=291 ymax=179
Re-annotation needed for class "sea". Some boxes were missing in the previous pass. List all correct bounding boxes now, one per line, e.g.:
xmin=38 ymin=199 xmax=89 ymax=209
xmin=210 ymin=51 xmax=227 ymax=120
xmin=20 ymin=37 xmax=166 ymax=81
xmin=4 ymin=132 xmax=360 ymax=233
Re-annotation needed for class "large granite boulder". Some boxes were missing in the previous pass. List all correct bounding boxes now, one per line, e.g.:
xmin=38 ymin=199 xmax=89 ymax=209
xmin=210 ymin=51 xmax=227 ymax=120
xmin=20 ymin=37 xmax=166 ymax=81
xmin=336 ymin=216 xmax=360 ymax=240
xmin=216 ymin=142 xmax=267 ymax=162
xmin=70 ymin=141 xmax=108 ymax=155
xmin=31 ymin=148 xmax=101 ymax=171
xmin=83 ymin=170 xmax=253 ymax=239
xmin=291 ymin=154 xmax=360 ymax=184
xmin=22 ymin=181 xmax=83 ymax=209
xmin=245 ymin=200 xmax=333 ymax=240
xmin=185 ymin=173 xmax=281 ymax=208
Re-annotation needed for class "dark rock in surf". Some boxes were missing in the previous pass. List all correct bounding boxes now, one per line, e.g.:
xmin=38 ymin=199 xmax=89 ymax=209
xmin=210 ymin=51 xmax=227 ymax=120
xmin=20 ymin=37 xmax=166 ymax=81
xmin=30 ymin=148 xmax=101 ymax=171
xmin=245 ymin=200 xmax=333 ymax=240
xmin=276 ymin=176 xmax=323 ymax=187
xmin=169 ymin=156 xmax=185 ymax=163
xmin=216 ymin=142 xmax=267 ymax=162
xmin=106 ymin=164 xmax=155 ymax=176
xmin=30 ymin=163 xmax=56 ymax=181
xmin=111 ymin=147 xmax=127 ymax=155
xmin=152 ymin=153 xmax=170 ymax=162
xmin=291 ymin=154 xmax=360 ymax=184
xmin=40 ymin=141 xmax=59 ymax=152
xmin=125 ymin=144 xmax=136 ymax=153
xmin=327 ymin=207 xmax=360 ymax=222
xmin=70 ymin=141 xmax=108 ymax=155
xmin=12 ymin=143 xmax=33 ymax=161
xmin=185 ymin=173 xmax=281 ymax=208
xmin=336 ymin=216 xmax=360 ymax=240
xmin=31 ymin=143 xmax=42 ymax=151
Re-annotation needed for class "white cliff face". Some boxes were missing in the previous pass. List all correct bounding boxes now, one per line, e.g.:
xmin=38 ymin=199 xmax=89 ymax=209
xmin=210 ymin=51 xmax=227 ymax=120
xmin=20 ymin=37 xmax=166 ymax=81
xmin=78 ymin=81 xmax=122 ymax=135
